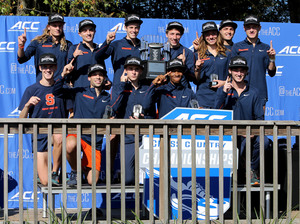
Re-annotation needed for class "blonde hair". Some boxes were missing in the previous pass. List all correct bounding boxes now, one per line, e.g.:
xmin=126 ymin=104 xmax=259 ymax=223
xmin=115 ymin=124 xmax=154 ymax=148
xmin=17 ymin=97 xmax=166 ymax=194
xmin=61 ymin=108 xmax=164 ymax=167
xmin=197 ymin=32 xmax=227 ymax=59
xmin=32 ymin=25 xmax=68 ymax=51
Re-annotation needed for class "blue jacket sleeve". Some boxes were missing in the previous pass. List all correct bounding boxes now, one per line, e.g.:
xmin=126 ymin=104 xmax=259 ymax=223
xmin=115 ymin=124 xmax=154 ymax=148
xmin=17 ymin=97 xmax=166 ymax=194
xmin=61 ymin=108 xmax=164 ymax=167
xmin=142 ymin=83 xmax=158 ymax=112
xmin=110 ymin=81 xmax=127 ymax=113
xmin=214 ymin=88 xmax=228 ymax=109
xmin=17 ymin=40 xmax=37 ymax=64
xmin=94 ymin=40 xmax=113 ymax=62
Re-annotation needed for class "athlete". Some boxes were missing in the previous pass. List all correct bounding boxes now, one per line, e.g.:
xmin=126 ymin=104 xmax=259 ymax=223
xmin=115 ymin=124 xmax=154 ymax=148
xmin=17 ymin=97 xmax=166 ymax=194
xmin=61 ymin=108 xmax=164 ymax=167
xmin=231 ymin=15 xmax=276 ymax=107
xmin=215 ymin=56 xmax=270 ymax=185
xmin=67 ymin=19 xmax=116 ymax=88
xmin=143 ymin=58 xmax=197 ymax=118
xmin=53 ymin=63 xmax=110 ymax=186
xmin=18 ymin=53 xmax=67 ymax=186
xmin=193 ymin=21 xmax=231 ymax=108
xmin=18 ymin=13 xmax=72 ymax=82
xmin=219 ymin=19 xmax=238 ymax=50
xmin=165 ymin=21 xmax=195 ymax=87
xmin=111 ymin=56 xmax=155 ymax=184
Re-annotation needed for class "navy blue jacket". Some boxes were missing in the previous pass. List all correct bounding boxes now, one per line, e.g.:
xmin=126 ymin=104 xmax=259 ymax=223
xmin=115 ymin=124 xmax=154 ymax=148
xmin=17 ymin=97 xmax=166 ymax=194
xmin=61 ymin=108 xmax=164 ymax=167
xmin=111 ymin=81 xmax=156 ymax=143
xmin=231 ymin=38 xmax=276 ymax=100
xmin=195 ymin=50 xmax=231 ymax=108
xmin=94 ymin=37 xmax=141 ymax=87
xmin=18 ymin=36 xmax=72 ymax=82
xmin=67 ymin=41 xmax=107 ymax=88
xmin=53 ymin=77 xmax=110 ymax=149
xmin=215 ymin=82 xmax=264 ymax=120
xmin=170 ymin=44 xmax=195 ymax=87
xmin=143 ymin=81 xmax=196 ymax=118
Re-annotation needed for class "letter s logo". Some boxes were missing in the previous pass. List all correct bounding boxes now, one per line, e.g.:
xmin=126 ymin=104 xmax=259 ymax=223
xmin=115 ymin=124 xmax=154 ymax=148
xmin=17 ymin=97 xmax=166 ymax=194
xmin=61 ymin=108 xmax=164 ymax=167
xmin=45 ymin=94 xmax=55 ymax=106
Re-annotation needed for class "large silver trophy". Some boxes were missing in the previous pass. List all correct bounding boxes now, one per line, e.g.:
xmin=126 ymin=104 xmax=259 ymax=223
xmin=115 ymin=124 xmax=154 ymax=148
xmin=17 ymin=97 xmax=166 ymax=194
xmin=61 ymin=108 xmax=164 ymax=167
xmin=140 ymin=35 xmax=170 ymax=80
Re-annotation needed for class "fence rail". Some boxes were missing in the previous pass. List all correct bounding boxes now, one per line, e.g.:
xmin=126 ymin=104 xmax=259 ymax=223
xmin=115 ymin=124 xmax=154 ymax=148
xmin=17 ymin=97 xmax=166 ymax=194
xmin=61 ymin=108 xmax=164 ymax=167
xmin=0 ymin=118 xmax=299 ymax=223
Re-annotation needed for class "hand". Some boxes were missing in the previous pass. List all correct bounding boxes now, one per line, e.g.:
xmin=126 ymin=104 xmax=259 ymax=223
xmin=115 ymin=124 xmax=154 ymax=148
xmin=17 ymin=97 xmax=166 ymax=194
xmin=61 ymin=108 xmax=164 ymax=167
xmin=130 ymin=113 xmax=144 ymax=119
xmin=211 ymin=80 xmax=226 ymax=88
xmin=267 ymin=40 xmax=276 ymax=60
xmin=106 ymin=27 xmax=118 ymax=44
xmin=223 ymin=76 xmax=233 ymax=93
xmin=73 ymin=43 xmax=83 ymax=58
xmin=61 ymin=59 xmax=74 ymax=78
xmin=18 ymin=28 xmax=27 ymax=47
xmin=177 ymin=49 xmax=186 ymax=65
xmin=104 ymin=80 xmax=112 ymax=90
xmin=152 ymin=72 xmax=169 ymax=86
xmin=120 ymin=70 xmax=128 ymax=82
xmin=25 ymin=96 xmax=40 ymax=108
xmin=195 ymin=53 xmax=204 ymax=71
xmin=192 ymin=31 xmax=201 ymax=52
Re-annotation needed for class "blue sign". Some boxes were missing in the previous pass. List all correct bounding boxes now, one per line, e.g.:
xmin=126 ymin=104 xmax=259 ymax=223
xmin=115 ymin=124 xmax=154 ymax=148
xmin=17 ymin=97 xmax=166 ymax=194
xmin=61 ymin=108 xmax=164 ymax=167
xmin=140 ymin=108 xmax=233 ymax=220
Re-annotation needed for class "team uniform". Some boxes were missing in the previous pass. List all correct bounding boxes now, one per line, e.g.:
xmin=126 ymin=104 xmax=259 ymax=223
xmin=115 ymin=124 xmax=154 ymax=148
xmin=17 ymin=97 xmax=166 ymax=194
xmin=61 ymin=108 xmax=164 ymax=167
xmin=231 ymin=38 xmax=276 ymax=103
xmin=94 ymin=37 xmax=141 ymax=88
xmin=111 ymin=80 xmax=155 ymax=184
xmin=195 ymin=50 xmax=231 ymax=108
xmin=143 ymin=81 xmax=196 ymax=118
xmin=215 ymin=82 xmax=269 ymax=171
xmin=53 ymin=77 xmax=111 ymax=171
xmin=18 ymin=82 xmax=67 ymax=152
xmin=67 ymin=41 xmax=108 ymax=88
xmin=18 ymin=37 xmax=72 ymax=82
xmin=170 ymin=45 xmax=195 ymax=88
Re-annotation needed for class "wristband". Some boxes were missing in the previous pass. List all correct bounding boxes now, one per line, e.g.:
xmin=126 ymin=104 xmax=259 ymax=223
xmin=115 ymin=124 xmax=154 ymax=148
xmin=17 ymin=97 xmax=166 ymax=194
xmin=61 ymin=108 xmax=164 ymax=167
xmin=18 ymin=45 xmax=24 ymax=49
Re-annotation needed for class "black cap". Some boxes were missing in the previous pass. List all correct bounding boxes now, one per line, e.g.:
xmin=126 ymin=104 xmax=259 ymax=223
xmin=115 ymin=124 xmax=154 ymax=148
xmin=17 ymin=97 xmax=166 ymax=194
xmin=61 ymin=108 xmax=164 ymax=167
xmin=124 ymin=14 xmax=143 ymax=26
xmin=39 ymin=53 xmax=57 ymax=65
xmin=88 ymin=64 xmax=107 ymax=76
xmin=244 ymin=15 xmax=260 ymax=26
xmin=48 ymin=13 xmax=65 ymax=24
xmin=229 ymin=56 xmax=248 ymax=69
xmin=166 ymin=21 xmax=184 ymax=35
xmin=167 ymin=58 xmax=185 ymax=72
xmin=219 ymin=19 xmax=237 ymax=30
xmin=79 ymin=19 xmax=96 ymax=32
xmin=124 ymin=57 xmax=143 ymax=69
xmin=202 ymin=22 xmax=218 ymax=33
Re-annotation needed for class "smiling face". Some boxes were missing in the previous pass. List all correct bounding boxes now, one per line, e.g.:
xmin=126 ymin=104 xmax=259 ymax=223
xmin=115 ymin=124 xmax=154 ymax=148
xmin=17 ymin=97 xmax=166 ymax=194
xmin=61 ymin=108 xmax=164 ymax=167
xmin=125 ymin=22 xmax=140 ymax=39
xmin=39 ymin=64 xmax=57 ymax=81
xmin=48 ymin=22 xmax=64 ymax=38
xmin=88 ymin=71 xmax=106 ymax=88
xmin=219 ymin=26 xmax=235 ymax=42
xmin=79 ymin=25 xmax=95 ymax=44
xmin=169 ymin=69 xmax=183 ymax=85
xmin=229 ymin=67 xmax=248 ymax=83
xmin=203 ymin=30 xmax=218 ymax=46
xmin=166 ymin=29 xmax=182 ymax=48
xmin=244 ymin=24 xmax=261 ymax=41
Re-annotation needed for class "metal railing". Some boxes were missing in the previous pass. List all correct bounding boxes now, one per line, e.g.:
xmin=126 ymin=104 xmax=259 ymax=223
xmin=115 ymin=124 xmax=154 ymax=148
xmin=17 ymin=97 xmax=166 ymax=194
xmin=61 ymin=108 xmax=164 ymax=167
xmin=0 ymin=118 xmax=299 ymax=223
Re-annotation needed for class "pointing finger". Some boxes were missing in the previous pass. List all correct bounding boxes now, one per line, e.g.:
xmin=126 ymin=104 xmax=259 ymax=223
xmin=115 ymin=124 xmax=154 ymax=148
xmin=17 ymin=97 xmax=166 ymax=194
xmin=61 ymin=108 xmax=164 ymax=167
xmin=270 ymin=40 xmax=273 ymax=49
xmin=197 ymin=52 xmax=200 ymax=60
xmin=196 ymin=31 xmax=199 ymax=40
xmin=69 ymin=58 xmax=75 ymax=65
xmin=24 ymin=28 xmax=26 ymax=36
xmin=114 ymin=26 xmax=119 ymax=34
xmin=182 ymin=48 xmax=185 ymax=56
xmin=76 ymin=43 xmax=81 ymax=50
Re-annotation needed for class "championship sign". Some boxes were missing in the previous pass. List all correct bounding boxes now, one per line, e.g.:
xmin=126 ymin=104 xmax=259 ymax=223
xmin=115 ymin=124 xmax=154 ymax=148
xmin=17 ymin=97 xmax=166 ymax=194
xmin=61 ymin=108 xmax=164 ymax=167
xmin=140 ymin=108 xmax=233 ymax=220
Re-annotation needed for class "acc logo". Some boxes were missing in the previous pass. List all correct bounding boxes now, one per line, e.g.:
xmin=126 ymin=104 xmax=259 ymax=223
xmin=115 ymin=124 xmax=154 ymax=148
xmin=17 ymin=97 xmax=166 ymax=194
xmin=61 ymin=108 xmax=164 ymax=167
xmin=8 ymin=21 xmax=40 ymax=32
xmin=9 ymin=191 xmax=40 ymax=202
xmin=175 ymin=113 xmax=227 ymax=120
xmin=277 ymin=46 xmax=300 ymax=56
xmin=0 ymin=41 xmax=16 ymax=52
xmin=8 ymin=107 xmax=20 ymax=117
xmin=110 ymin=23 xmax=126 ymax=33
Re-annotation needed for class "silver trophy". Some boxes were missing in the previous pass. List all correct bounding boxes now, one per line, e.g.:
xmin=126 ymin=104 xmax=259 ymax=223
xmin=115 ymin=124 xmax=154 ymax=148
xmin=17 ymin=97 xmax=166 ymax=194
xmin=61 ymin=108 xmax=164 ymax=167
xmin=209 ymin=74 xmax=219 ymax=87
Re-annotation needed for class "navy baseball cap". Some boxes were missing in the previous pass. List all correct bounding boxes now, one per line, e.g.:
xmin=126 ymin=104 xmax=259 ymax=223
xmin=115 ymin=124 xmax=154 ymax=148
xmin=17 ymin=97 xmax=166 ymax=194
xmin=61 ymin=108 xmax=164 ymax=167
xmin=48 ymin=13 xmax=65 ymax=24
xmin=79 ymin=19 xmax=96 ymax=32
xmin=244 ymin=15 xmax=260 ymax=26
xmin=125 ymin=14 xmax=143 ymax=26
xmin=229 ymin=56 xmax=248 ymax=69
xmin=219 ymin=19 xmax=237 ymax=30
xmin=166 ymin=21 xmax=184 ymax=34
xmin=167 ymin=58 xmax=185 ymax=72
xmin=124 ymin=57 xmax=144 ymax=69
xmin=202 ymin=22 xmax=218 ymax=33
xmin=88 ymin=64 xmax=107 ymax=76
xmin=39 ymin=53 xmax=57 ymax=65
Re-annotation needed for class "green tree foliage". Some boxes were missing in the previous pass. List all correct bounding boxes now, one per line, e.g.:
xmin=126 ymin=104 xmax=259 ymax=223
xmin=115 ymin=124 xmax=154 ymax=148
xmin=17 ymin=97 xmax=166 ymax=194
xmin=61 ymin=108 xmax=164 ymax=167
xmin=0 ymin=0 xmax=297 ymax=23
